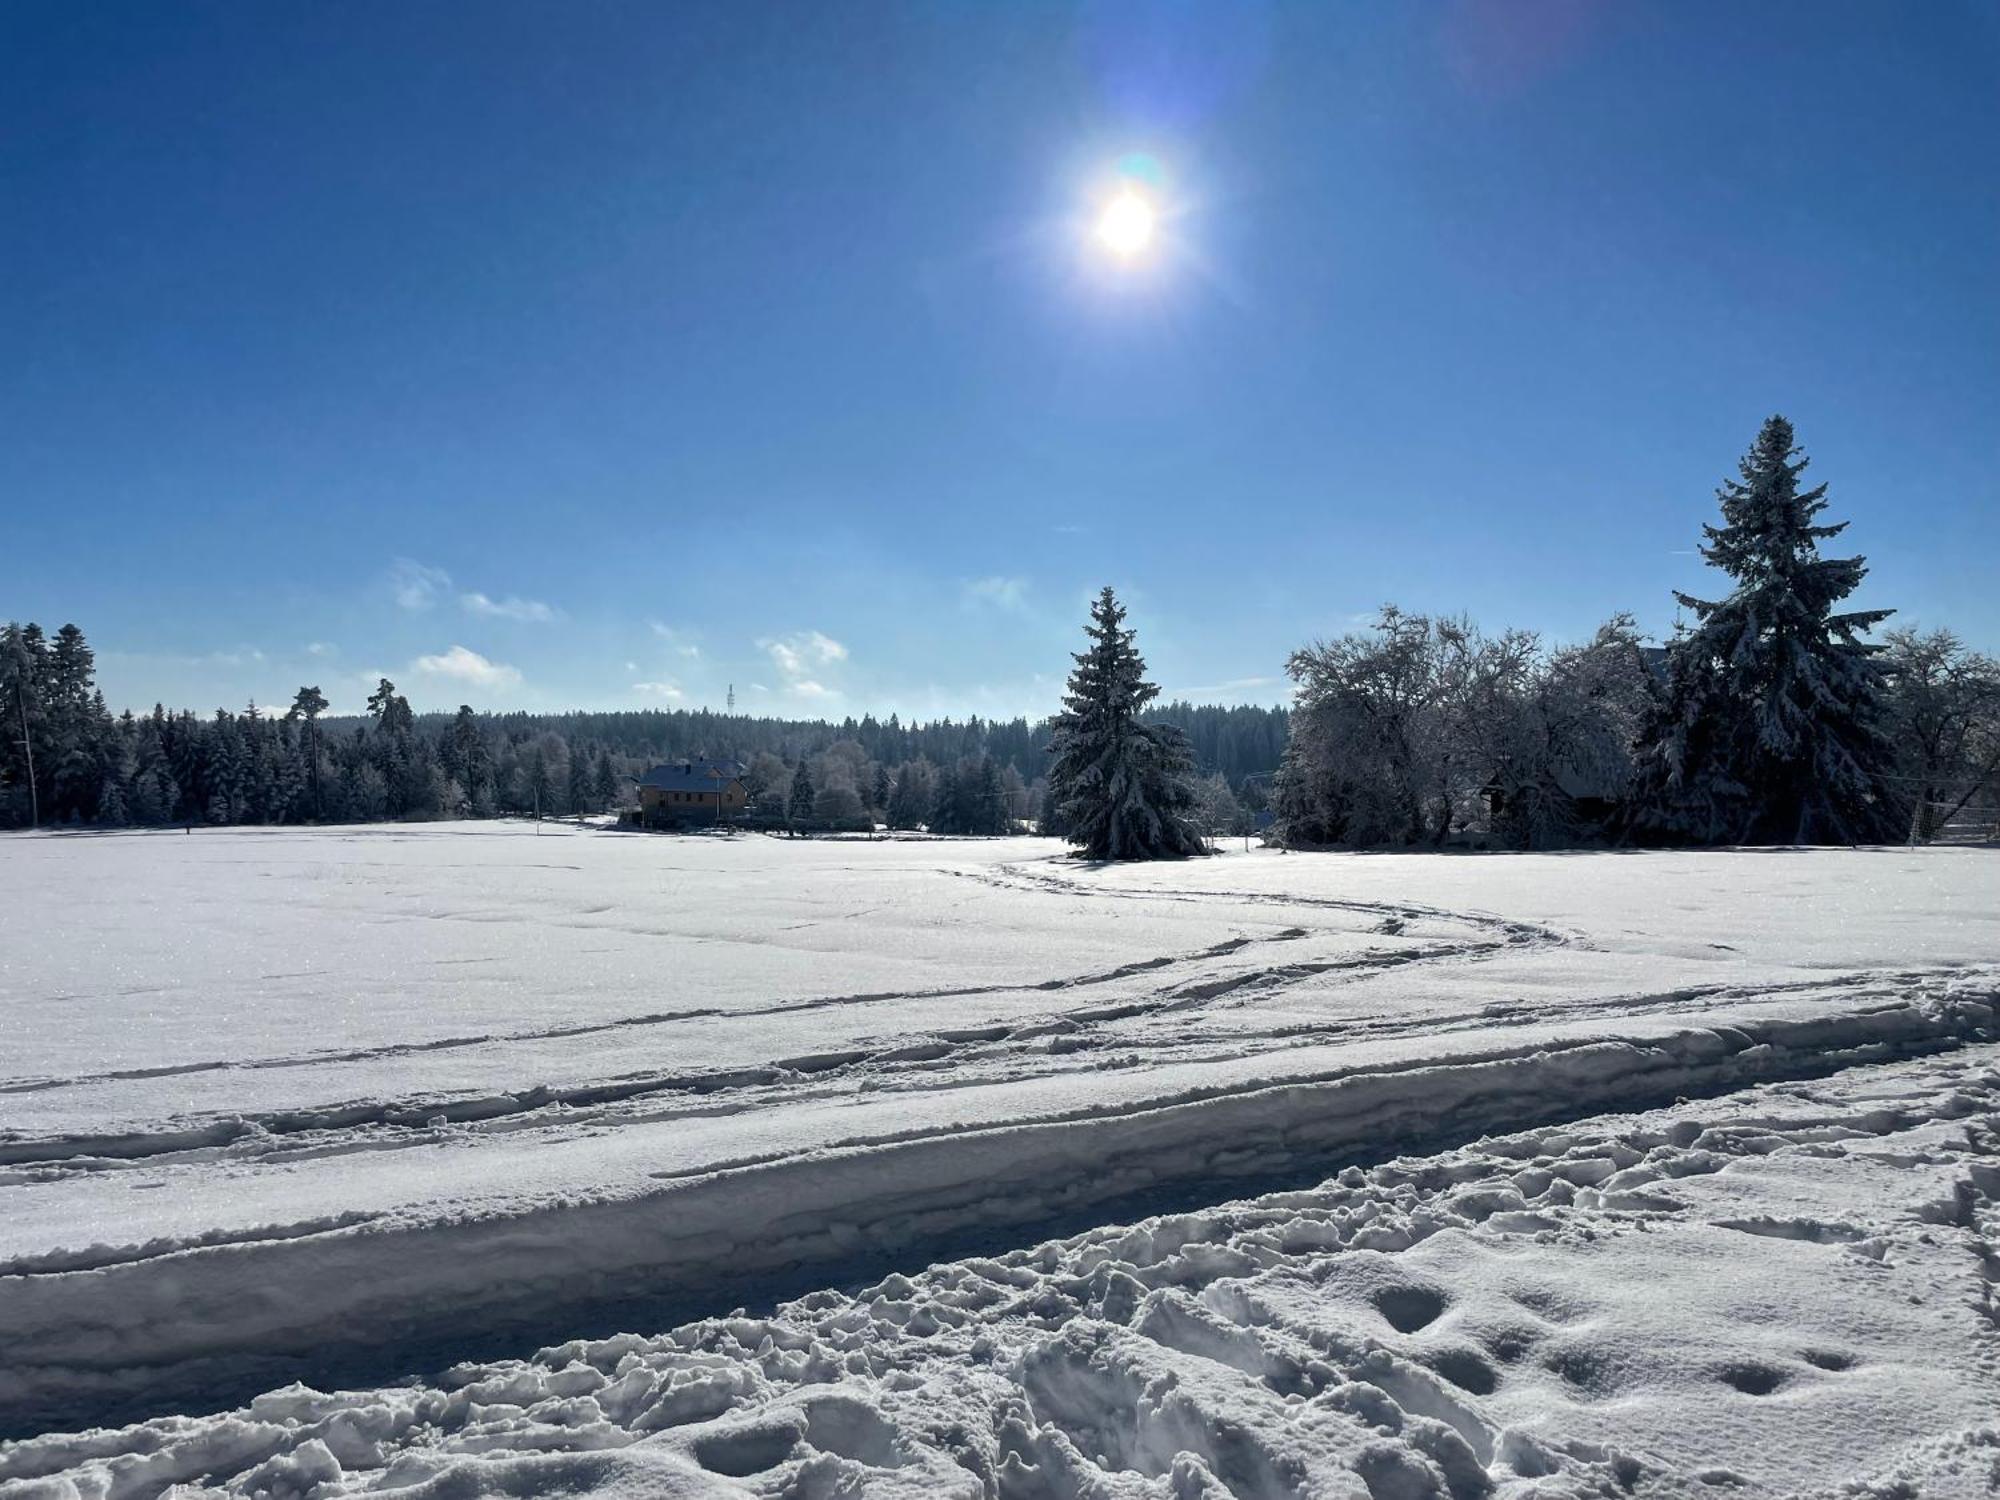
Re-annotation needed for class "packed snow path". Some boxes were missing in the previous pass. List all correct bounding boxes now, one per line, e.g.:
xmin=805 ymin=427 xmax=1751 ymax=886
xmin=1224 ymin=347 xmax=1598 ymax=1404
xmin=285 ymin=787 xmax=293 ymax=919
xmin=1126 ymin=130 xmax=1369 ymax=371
xmin=5 ymin=1045 xmax=1998 ymax=1497
xmin=2 ymin=825 xmax=1996 ymax=1440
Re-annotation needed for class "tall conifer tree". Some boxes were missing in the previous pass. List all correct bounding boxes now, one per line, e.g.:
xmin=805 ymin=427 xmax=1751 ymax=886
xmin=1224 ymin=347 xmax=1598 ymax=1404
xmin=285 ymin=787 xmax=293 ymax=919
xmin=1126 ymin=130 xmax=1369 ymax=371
xmin=1045 ymin=588 xmax=1207 ymax=859
xmin=1633 ymin=416 xmax=1896 ymax=843
xmin=787 ymin=759 xmax=815 ymax=830
xmin=290 ymin=686 xmax=329 ymax=819
xmin=593 ymin=750 xmax=618 ymax=811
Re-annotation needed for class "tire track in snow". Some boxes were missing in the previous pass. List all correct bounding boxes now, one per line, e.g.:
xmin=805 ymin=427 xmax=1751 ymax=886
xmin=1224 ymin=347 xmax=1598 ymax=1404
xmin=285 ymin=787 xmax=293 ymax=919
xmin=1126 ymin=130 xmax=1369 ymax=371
xmin=2 ymin=854 xmax=1555 ymax=1133
xmin=0 ymin=931 xmax=1317 ymax=1102
xmin=2 ymin=983 xmax=1994 ymax=1440
xmin=0 ymin=918 xmax=1542 ymax=1170
xmin=9 ymin=923 xmax=1982 ymax=1177
xmin=956 ymin=856 xmax=1581 ymax=951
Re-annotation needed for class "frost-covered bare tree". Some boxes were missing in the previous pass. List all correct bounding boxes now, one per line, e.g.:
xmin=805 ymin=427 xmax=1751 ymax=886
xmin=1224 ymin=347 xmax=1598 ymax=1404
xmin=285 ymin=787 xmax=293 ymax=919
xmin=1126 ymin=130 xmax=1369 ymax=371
xmin=1880 ymin=628 xmax=2000 ymax=841
xmin=1273 ymin=608 xmax=1652 ymax=849
xmin=1485 ymin=617 xmax=1655 ymax=848
xmin=811 ymin=759 xmax=866 ymax=823
xmin=743 ymin=751 xmax=790 ymax=806
xmin=1193 ymin=772 xmax=1251 ymax=838
xmin=1271 ymin=607 xmax=1445 ymax=848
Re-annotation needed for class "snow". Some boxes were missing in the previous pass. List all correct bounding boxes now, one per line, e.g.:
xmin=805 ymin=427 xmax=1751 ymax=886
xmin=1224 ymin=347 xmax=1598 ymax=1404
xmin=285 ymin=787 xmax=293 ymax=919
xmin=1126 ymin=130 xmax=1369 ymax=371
xmin=3 ymin=823 xmax=1998 ymax=1494
xmin=5 ymin=1045 xmax=1997 ymax=1497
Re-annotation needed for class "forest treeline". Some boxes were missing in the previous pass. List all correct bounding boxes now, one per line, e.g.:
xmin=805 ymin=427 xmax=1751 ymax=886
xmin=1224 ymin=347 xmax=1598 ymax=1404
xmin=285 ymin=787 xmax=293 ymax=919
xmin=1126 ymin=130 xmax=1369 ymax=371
xmin=5 ymin=418 xmax=1996 ymax=847
xmin=0 ymin=628 xmax=1283 ymax=833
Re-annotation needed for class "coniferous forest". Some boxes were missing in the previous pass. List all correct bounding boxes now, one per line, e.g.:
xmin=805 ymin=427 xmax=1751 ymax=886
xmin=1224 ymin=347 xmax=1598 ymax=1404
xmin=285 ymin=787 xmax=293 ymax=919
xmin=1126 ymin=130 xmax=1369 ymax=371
xmin=0 ymin=625 xmax=1286 ymax=836
xmin=5 ymin=419 xmax=1997 ymax=847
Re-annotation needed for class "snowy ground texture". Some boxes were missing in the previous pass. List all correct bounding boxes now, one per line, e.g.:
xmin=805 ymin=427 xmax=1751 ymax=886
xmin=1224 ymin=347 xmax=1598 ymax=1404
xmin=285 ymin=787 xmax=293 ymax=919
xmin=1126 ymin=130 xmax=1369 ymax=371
xmin=3 ymin=825 xmax=1998 ymax=1497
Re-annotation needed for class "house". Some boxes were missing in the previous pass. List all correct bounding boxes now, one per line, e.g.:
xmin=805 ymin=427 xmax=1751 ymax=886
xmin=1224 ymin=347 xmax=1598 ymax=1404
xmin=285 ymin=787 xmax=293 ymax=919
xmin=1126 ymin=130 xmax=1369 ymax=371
xmin=638 ymin=759 xmax=749 ymax=825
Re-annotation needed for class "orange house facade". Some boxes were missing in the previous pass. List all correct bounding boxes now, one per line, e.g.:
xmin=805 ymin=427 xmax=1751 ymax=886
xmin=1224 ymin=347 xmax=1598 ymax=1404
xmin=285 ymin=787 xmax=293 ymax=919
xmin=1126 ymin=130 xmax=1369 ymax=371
xmin=637 ymin=759 xmax=749 ymax=824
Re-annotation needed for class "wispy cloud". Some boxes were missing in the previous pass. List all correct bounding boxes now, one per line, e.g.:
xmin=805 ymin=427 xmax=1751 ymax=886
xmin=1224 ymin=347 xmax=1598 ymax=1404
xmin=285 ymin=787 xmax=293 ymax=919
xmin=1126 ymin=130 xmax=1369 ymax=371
xmin=412 ymin=644 xmax=522 ymax=689
xmin=632 ymin=680 xmax=684 ymax=700
xmin=748 ymin=677 xmax=838 ymax=706
xmin=101 ymin=646 xmax=268 ymax=670
xmin=461 ymin=591 xmax=561 ymax=624
xmin=390 ymin=558 xmax=452 ymax=611
xmin=1171 ymin=675 xmax=1282 ymax=699
xmin=649 ymin=622 xmax=702 ymax=658
xmin=963 ymin=575 xmax=1029 ymax=612
xmin=759 ymin=630 xmax=848 ymax=680
xmin=391 ymin=560 xmax=558 ymax=623
xmin=305 ymin=642 xmax=337 ymax=658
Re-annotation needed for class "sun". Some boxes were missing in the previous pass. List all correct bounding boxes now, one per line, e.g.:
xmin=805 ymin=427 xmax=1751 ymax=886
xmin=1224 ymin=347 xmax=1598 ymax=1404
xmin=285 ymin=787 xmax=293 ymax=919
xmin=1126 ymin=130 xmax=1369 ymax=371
xmin=1095 ymin=187 xmax=1157 ymax=261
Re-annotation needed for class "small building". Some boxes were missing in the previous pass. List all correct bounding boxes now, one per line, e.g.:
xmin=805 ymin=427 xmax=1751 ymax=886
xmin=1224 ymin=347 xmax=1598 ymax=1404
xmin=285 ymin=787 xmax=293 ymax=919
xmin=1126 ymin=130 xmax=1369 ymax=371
xmin=638 ymin=759 xmax=749 ymax=825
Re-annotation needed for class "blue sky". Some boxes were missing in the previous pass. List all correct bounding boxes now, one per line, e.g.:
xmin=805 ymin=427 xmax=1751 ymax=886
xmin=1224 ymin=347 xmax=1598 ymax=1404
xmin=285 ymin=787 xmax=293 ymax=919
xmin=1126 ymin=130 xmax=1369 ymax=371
xmin=5 ymin=1 xmax=1996 ymax=718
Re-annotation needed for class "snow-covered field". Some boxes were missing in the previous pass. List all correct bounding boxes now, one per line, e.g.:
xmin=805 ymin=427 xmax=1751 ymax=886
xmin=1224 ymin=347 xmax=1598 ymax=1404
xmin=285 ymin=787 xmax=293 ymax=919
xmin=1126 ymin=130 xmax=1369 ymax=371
xmin=3 ymin=823 xmax=1997 ymax=1496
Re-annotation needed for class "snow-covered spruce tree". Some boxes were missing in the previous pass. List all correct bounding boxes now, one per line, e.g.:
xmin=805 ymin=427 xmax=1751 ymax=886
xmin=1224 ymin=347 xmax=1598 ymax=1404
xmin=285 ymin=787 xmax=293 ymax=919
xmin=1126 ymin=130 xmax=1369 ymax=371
xmin=593 ymin=750 xmax=618 ymax=812
xmin=887 ymin=758 xmax=934 ymax=830
xmin=1631 ymin=416 xmax=1897 ymax=844
xmin=1045 ymin=587 xmax=1207 ymax=860
xmin=786 ymin=758 xmax=814 ymax=832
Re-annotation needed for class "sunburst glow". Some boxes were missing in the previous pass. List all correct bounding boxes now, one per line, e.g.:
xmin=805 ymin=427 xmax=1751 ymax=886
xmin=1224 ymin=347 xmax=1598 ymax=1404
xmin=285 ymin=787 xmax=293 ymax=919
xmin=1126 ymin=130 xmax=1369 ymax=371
xmin=1095 ymin=187 xmax=1157 ymax=260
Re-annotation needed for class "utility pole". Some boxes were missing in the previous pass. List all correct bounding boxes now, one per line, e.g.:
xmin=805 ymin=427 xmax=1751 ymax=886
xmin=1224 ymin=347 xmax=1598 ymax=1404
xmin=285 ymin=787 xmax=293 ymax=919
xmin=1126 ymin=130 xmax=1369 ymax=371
xmin=14 ymin=682 xmax=37 ymax=830
xmin=727 ymin=683 xmax=735 ymax=713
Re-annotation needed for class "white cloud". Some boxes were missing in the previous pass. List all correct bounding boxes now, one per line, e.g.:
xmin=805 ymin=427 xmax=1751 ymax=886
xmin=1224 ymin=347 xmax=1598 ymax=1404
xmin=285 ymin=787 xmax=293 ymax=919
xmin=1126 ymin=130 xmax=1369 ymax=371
xmin=632 ymin=680 xmax=684 ymax=701
xmin=964 ymin=575 xmax=1029 ymax=611
xmin=790 ymin=680 xmax=833 ymax=699
xmin=461 ymin=592 xmax=561 ymax=624
xmin=411 ymin=645 xmax=522 ymax=689
xmin=390 ymin=559 xmax=452 ymax=611
xmin=305 ymin=642 xmax=337 ymax=658
xmin=759 ymin=630 xmax=847 ymax=679
xmin=649 ymin=621 xmax=703 ymax=658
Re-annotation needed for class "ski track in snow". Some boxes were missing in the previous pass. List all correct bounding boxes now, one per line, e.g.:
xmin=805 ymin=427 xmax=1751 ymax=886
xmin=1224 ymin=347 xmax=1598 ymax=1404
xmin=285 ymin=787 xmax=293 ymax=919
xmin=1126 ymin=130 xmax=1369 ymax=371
xmin=2 ymin=825 xmax=1998 ymax=1493
xmin=5 ymin=1045 xmax=1998 ymax=1498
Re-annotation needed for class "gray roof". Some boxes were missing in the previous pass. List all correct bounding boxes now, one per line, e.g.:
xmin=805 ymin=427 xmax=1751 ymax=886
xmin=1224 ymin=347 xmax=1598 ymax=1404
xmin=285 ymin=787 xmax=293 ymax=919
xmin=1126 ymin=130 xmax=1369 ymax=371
xmin=639 ymin=759 xmax=746 ymax=793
